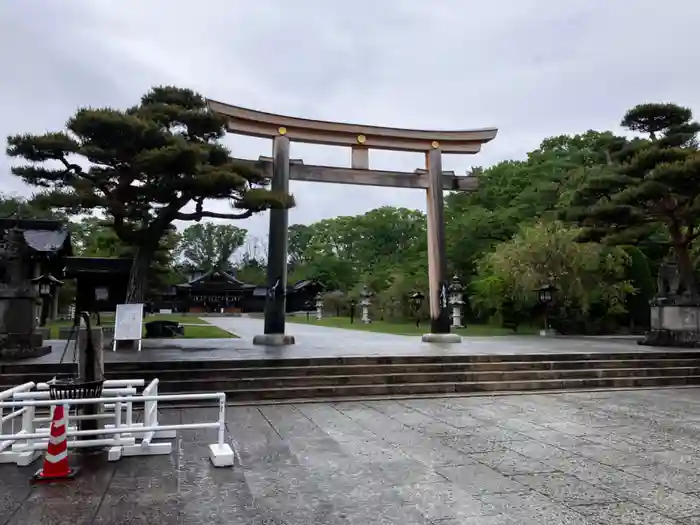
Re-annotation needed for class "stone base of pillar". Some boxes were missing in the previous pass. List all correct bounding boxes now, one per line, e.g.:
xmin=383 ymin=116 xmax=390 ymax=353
xmin=539 ymin=329 xmax=557 ymax=337
xmin=253 ymin=334 xmax=296 ymax=346
xmin=638 ymin=304 xmax=700 ymax=348
xmin=421 ymin=333 xmax=462 ymax=344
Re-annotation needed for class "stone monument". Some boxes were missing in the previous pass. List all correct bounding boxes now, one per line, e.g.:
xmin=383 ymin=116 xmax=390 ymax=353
xmin=640 ymin=260 xmax=700 ymax=347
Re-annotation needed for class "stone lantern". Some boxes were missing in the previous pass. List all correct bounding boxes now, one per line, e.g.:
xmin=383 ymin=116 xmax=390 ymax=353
xmin=360 ymin=285 xmax=373 ymax=324
xmin=409 ymin=290 xmax=424 ymax=328
xmin=315 ymin=292 xmax=324 ymax=320
xmin=536 ymin=283 xmax=558 ymax=337
xmin=448 ymin=275 xmax=464 ymax=329
xmin=31 ymin=272 xmax=63 ymax=327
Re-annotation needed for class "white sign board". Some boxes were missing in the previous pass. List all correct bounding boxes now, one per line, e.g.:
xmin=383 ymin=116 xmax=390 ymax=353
xmin=113 ymin=303 xmax=144 ymax=351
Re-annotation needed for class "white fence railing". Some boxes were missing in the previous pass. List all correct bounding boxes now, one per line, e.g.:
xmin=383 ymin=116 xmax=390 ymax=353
xmin=0 ymin=379 xmax=233 ymax=467
xmin=0 ymin=382 xmax=37 ymax=465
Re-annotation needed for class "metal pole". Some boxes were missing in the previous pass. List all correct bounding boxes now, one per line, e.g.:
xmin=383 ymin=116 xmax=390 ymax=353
xmin=0 ymin=392 xmax=226 ymax=408
xmin=6 ymin=422 xmax=221 ymax=444
xmin=218 ymin=397 xmax=226 ymax=447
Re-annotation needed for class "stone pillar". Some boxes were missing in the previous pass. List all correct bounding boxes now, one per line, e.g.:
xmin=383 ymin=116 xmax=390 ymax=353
xmin=422 ymin=146 xmax=460 ymax=343
xmin=315 ymin=293 xmax=324 ymax=320
xmin=254 ymin=133 xmax=295 ymax=346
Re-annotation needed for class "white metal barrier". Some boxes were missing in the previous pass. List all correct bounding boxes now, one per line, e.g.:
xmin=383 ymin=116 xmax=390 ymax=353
xmin=37 ymin=379 xmax=145 ymax=426
xmin=0 ymin=382 xmax=37 ymax=465
xmin=16 ymin=386 xmax=139 ymax=444
xmin=4 ymin=384 xmax=140 ymax=465
xmin=0 ymin=380 xmax=233 ymax=467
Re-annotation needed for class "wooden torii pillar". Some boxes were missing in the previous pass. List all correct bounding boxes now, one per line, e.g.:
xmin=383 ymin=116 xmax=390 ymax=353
xmin=207 ymin=100 xmax=498 ymax=345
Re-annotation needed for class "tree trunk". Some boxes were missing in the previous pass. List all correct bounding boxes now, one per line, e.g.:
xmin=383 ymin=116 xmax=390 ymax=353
xmin=674 ymin=243 xmax=697 ymax=296
xmin=125 ymin=245 xmax=154 ymax=304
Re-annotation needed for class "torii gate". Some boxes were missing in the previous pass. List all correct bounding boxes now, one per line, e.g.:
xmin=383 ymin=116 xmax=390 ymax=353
xmin=207 ymin=100 xmax=498 ymax=345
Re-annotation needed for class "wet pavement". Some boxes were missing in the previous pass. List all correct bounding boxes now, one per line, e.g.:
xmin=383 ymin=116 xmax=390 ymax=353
xmin=5 ymin=388 xmax=700 ymax=523
xmin=15 ymin=316 xmax=659 ymax=367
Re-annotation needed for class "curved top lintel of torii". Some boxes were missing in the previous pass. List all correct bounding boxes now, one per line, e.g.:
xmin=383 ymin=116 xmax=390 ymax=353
xmin=206 ymin=99 xmax=498 ymax=154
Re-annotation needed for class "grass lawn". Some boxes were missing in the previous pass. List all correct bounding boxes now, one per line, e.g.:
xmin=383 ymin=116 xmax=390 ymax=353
xmin=286 ymin=315 xmax=538 ymax=336
xmin=46 ymin=313 xmax=235 ymax=339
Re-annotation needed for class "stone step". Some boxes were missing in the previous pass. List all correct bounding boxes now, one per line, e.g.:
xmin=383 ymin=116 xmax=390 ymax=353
xmin=4 ymin=352 xmax=700 ymax=401
xmin=174 ymin=375 xmax=700 ymax=401
xmin=5 ymin=357 xmax=700 ymax=380
xmin=100 ymin=351 xmax=700 ymax=371
xmin=129 ymin=366 xmax=700 ymax=392
xmin=98 ymin=358 xmax=700 ymax=379
xmin=7 ymin=358 xmax=698 ymax=387
xmin=6 ymin=358 xmax=700 ymax=385
xmin=4 ymin=351 xmax=700 ymax=376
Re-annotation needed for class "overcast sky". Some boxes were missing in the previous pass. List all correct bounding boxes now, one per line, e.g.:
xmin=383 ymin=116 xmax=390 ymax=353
xmin=1 ymin=0 xmax=698 ymax=240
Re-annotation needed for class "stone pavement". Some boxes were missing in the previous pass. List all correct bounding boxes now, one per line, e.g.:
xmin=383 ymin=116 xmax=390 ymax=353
xmin=5 ymin=388 xmax=700 ymax=523
xmin=13 ymin=315 xmax=660 ymax=367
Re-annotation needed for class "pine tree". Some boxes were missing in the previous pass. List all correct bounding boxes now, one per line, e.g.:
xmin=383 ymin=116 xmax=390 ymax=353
xmin=569 ymin=103 xmax=700 ymax=298
xmin=6 ymin=86 xmax=293 ymax=302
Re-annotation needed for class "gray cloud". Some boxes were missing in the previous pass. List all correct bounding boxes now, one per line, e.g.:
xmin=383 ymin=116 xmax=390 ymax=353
xmin=2 ymin=0 xmax=699 ymax=237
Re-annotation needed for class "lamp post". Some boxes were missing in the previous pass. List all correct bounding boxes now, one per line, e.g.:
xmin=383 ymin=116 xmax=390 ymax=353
xmin=360 ymin=285 xmax=373 ymax=324
xmin=448 ymin=275 xmax=464 ymax=329
xmin=537 ymin=283 xmax=557 ymax=337
xmin=409 ymin=291 xmax=424 ymax=328
xmin=315 ymin=292 xmax=324 ymax=320
xmin=348 ymin=298 xmax=357 ymax=324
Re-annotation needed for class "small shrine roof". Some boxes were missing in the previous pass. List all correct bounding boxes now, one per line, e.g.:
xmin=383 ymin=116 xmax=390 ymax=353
xmin=0 ymin=218 xmax=72 ymax=256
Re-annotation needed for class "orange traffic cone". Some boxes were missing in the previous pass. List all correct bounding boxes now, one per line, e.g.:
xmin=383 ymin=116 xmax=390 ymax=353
xmin=32 ymin=405 xmax=77 ymax=482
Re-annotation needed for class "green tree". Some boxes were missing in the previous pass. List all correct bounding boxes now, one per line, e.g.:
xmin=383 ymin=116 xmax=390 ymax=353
xmin=6 ymin=85 xmax=292 ymax=303
xmin=288 ymin=224 xmax=313 ymax=269
xmin=233 ymin=236 xmax=267 ymax=285
xmin=298 ymin=207 xmax=427 ymax=292
xmin=179 ymin=222 xmax=246 ymax=272
xmin=445 ymin=131 xmax=623 ymax=282
xmin=299 ymin=215 xmax=364 ymax=291
xmin=0 ymin=193 xmax=66 ymax=220
xmin=569 ymin=103 xmax=700 ymax=295
xmin=471 ymin=221 xmax=634 ymax=331
xmin=70 ymin=216 xmax=183 ymax=292
xmin=70 ymin=216 xmax=125 ymax=257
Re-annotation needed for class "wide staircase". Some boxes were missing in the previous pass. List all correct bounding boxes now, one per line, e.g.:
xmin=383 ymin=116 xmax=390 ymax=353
xmin=3 ymin=350 xmax=700 ymax=403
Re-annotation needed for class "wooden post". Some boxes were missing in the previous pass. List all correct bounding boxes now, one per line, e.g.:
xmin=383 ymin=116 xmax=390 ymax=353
xmin=265 ymin=135 xmax=289 ymax=334
xmin=425 ymin=147 xmax=451 ymax=335
xmin=254 ymin=134 xmax=295 ymax=345
xmin=351 ymin=146 xmax=369 ymax=169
